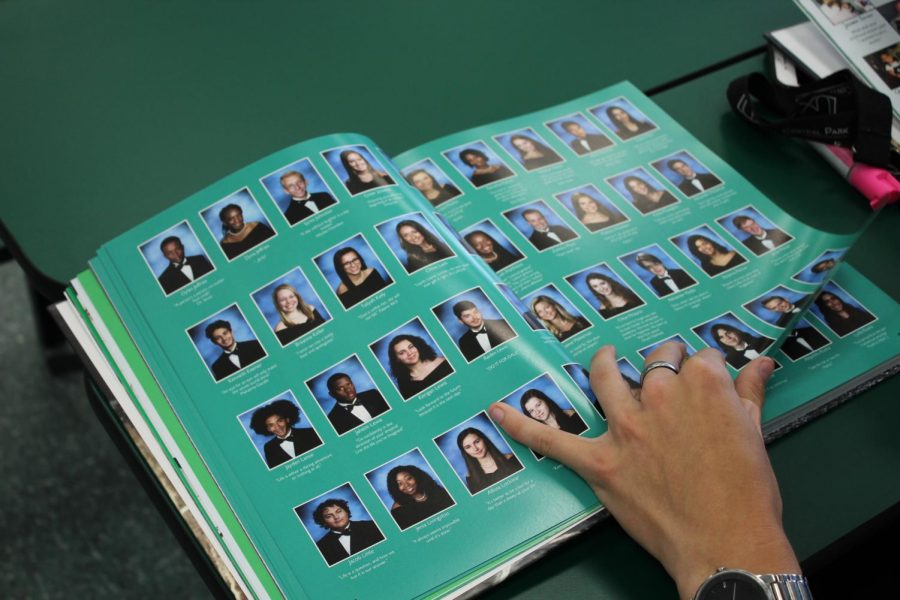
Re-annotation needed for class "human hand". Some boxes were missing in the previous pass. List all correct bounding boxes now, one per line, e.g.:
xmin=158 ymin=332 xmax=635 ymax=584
xmin=489 ymin=343 xmax=800 ymax=599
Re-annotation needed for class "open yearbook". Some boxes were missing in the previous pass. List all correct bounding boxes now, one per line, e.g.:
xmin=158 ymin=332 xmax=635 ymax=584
xmin=55 ymin=81 xmax=899 ymax=599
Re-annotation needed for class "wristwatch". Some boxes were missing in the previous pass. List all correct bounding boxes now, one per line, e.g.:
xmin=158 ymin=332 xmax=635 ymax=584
xmin=693 ymin=567 xmax=812 ymax=600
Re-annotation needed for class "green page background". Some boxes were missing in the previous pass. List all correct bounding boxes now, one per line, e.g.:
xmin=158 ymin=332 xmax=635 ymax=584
xmin=91 ymin=135 xmax=603 ymax=599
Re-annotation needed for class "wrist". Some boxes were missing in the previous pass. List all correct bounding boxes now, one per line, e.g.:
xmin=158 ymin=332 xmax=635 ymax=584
xmin=672 ymin=527 xmax=801 ymax=599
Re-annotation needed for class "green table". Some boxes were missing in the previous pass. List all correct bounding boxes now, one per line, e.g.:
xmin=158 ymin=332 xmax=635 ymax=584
xmin=5 ymin=2 xmax=898 ymax=598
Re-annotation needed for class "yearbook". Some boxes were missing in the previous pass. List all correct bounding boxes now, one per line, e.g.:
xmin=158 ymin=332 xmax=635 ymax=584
xmin=55 ymin=81 xmax=899 ymax=599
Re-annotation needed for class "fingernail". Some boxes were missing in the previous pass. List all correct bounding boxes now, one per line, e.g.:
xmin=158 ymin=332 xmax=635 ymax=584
xmin=489 ymin=404 xmax=505 ymax=424
xmin=759 ymin=357 xmax=775 ymax=381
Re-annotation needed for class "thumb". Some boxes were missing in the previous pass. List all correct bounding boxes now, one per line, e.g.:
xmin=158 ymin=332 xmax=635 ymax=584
xmin=734 ymin=356 xmax=775 ymax=417
xmin=489 ymin=403 xmax=590 ymax=474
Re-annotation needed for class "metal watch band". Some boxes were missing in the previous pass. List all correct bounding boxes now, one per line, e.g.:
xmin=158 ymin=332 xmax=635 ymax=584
xmin=759 ymin=573 xmax=813 ymax=600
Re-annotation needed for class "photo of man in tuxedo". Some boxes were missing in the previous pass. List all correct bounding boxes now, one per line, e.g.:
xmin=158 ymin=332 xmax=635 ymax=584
xmin=310 ymin=498 xmax=384 ymax=566
xmin=325 ymin=372 xmax=390 ymax=435
xmin=666 ymin=158 xmax=721 ymax=197
xmin=761 ymin=295 xmax=804 ymax=328
xmin=731 ymin=215 xmax=792 ymax=255
xmin=157 ymin=236 xmax=214 ymax=294
xmin=636 ymin=252 xmax=696 ymax=297
xmin=561 ymin=120 xmax=612 ymax=155
xmin=780 ymin=320 xmax=830 ymax=361
xmin=280 ymin=170 xmax=337 ymax=225
xmin=205 ymin=319 xmax=266 ymax=381
xmin=522 ymin=208 xmax=577 ymax=250
xmin=248 ymin=399 xmax=322 ymax=468
xmin=452 ymin=300 xmax=516 ymax=361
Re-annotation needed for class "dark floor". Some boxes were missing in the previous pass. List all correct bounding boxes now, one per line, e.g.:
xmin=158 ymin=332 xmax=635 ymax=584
xmin=0 ymin=261 xmax=208 ymax=598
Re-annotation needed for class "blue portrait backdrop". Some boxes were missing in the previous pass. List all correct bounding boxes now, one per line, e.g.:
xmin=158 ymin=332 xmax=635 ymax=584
xmin=652 ymin=151 xmax=714 ymax=187
xmin=369 ymin=317 xmax=448 ymax=388
xmin=432 ymin=287 xmax=505 ymax=347
xmin=459 ymin=220 xmax=524 ymax=264
xmin=139 ymin=221 xmax=213 ymax=278
xmin=563 ymin=364 xmax=598 ymax=404
xmin=314 ymin=234 xmax=392 ymax=293
xmin=555 ymin=184 xmax=625 ymax=226
xmin=187 ymin=304 xmax=262 ymax=370
xmin=259 ymin=158 xmax=334 ymax=215
xmin=522 ymin=283 xmax=586 ymax=324
xmin=808 ymin=282 xmax=868 ymax=324
xmin=546 ymin=112 xmax=611 ymax=147
xmin=638 ymin=334 xmax=697 ymax=359
xmin=589 ymin=97 xmax=657 ymax=137
xmin=237 ymin=391 xmax=318 ymax=467
xmin=375 ymin=212 xmax=451 ymax=270
xmin=792 ymin=249 xmax=846 ymax=284
xmin=607 ymin=167 xmax=668 ymax=206
xmin=364 ymin=448 xmax=449 ymax=521
xmin=564 ymin=262 xmax=637 ymax=314
xmin=443 ymin=140 xmax=511 ymax=180
xmin=306 ymin=354 xmax=381 ymax=418
xmin=295 ymin=483 xmax=376 ymax=543
xmin=434 ymin=412 xmax=517 ymax=490
xmin=493 ymin=127 xmax=562 ymax=169
xmin=670 ymin=224 xmax=738 ymax=269
xmin=503 ymin=200 xmax=573 ymax=239
xmin=716 ymin=206 xmax=781 ymax=246
xmin=616 ymin=358 xmax=642 ymax=387
xmin=250 ymin=268 xmax=331 ymax=337
xmin=200 ymin=187 xmax=274 ymax=243
xmin=322 ymin=144 xmax=393 ymax=190
xmin=497 ymin=283 xmax=544 ymax=331
xmin=620 ymin=244 xmax=687 ymax=289
xmin=744 ymin=286 xmax=810 ymax=327
xmin=692 ymin=312 xmax=770 ymax=353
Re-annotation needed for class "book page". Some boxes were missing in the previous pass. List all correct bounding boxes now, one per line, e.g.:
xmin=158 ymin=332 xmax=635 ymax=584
xmin=89 ymin=133 xmax=603 ymax=599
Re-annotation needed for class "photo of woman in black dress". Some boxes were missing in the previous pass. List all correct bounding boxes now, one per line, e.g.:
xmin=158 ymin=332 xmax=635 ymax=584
xmin=814 ymin=290 xmax=876 ymax=336
xmin=458 ymin=147 xmax=514 ymax=187
xmin=622 ymin=175 xmax=678 ymax=214
xmin=394 ymin=219 xmax=453 ymax=273
xmin=463 ymin=229 xmax=522 ymax=272
xmin=385 ymin=464 xmax=455 ymax=529
xmin=605 ymin=105 xmax=656 ymax=140
xmin=584 ymin=272 xmax=644 ymax=319
xmin=340 ymin=149 xmax=395 ymax=194
xmin=687 ymin=234 xmax=746 ymax=276
xmin=404 ymin=168 xmax=461 ymax=206
xmin=519 ymin=389 xmax=587 ymax=435
xmin=711 ymin=323 xmax=773 ymax=369
xmin=270 ymin=283 xmax=326 ymax=345
xmin=507 ymin=134 xmax=562 ymax=171
xmin=455 ymin=427 xmax=523 ymax=494
xmin=218 ymin=203 xmax=275 ymax=259
xmin=332 ymin=247 xmax=391 ymax=309
xmin=387 ymin=333 xmax=453 ymax=399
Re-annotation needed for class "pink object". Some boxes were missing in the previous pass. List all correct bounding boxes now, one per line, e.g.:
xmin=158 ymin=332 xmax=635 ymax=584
xmin=819 ymin=144 xmax=900 ymax=210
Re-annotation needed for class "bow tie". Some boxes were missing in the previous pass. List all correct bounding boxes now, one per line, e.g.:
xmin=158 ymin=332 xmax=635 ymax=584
xmin=474 ymin=328 xmax=487 ymax=335
xmin=280 ymin=434 xmax=294 ymax=443
xmin=335 ymin=527 xmax=351 ymax=537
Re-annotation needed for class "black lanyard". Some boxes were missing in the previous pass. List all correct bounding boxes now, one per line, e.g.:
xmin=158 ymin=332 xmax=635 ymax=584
xmin=726 ymin=69 xmax=893 ymax=168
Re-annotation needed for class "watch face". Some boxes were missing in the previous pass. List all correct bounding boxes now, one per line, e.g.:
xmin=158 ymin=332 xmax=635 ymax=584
xmin=697 ymin=570 xmax=771 ymax=600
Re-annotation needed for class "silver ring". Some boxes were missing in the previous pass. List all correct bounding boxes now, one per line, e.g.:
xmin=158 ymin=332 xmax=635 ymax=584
xmin=639 ymin=360 xmax=680 ymax=386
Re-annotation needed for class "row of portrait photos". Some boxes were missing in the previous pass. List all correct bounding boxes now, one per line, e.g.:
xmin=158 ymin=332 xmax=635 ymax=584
xmin=140 ymin=95 xmax=696 ymax=298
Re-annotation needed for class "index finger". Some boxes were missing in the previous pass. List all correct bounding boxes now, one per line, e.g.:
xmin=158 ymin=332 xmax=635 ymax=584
xmin=490 ymin=403 xmax=594 ymax=475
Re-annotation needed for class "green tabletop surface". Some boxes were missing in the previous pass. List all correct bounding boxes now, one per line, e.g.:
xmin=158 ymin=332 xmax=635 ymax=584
xmin=0 ymin=0 xmax=804 ymax=284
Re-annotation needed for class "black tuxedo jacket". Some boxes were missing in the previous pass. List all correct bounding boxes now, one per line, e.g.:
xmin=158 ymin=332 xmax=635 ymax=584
xmin=210 ymin=339 xmax=266 ymax=381
xmin=568 ymin=134 xmax=611 ymax=155
xmin=283 ymin=191 xmax=337 ymax=225
xmin=158 ymin=255 xmax=214 ymax=294
xmin=262 ymin=427 xmax=322 ymax=468
xmin=742 ymin=228 xmax=791 ymax=255
xmin=774 ymin=310 xmax=799 ymax=328
xmin=529 ymin=225 xmax=576 ymax=250
xmin=316 ymin=520 xmax=384 ymax=565
xmin=457 ymin=318 xmax=516 ymax=361
xmin=780 ymin=326 xmax=828 ymax=360
xmin=326 ymin=389 xmax=390 ymax=435
xmin=676 ymin=172 xmax=721 ymax=196
xmin=650 ymin=269 xmax=694 ymax=297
